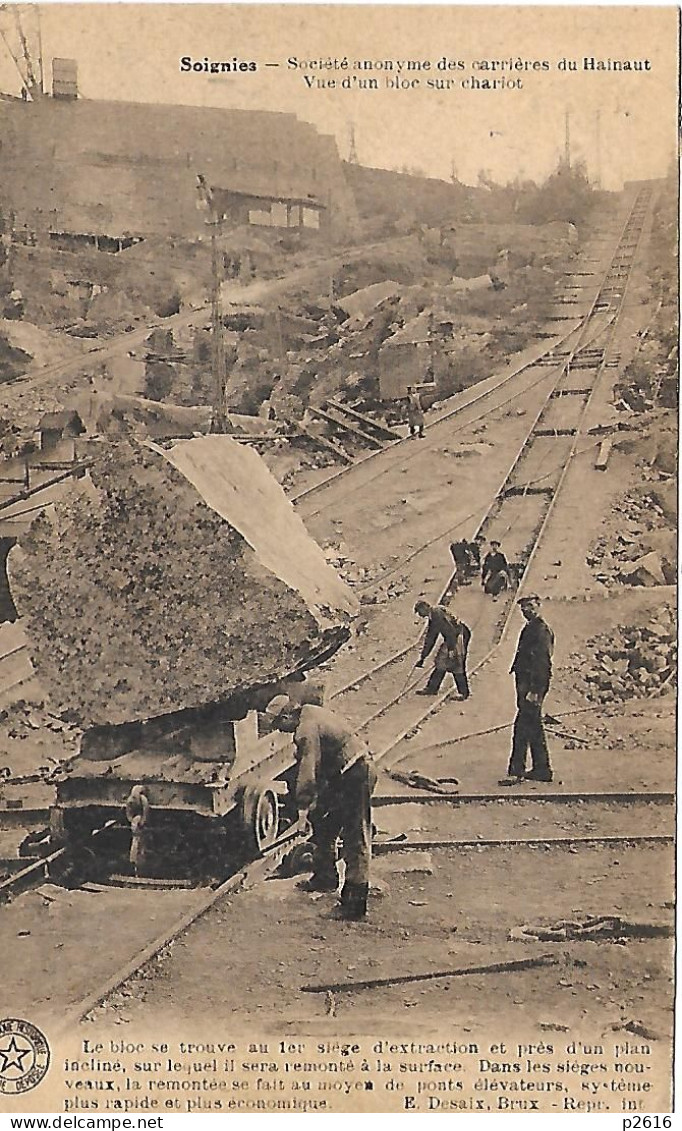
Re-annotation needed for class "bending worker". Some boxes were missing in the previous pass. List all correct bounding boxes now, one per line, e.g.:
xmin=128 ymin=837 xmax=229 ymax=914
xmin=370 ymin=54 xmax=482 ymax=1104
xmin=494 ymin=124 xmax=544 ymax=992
xmin=502 ymin=594 xmax=554 ymax=784
xmin=449 ymin=540 xmax=470 ymax=587
xmin=265 ymin=696 xmax=377 ymax=921
xmin=414 ymin=600 xmax=471 ymax=699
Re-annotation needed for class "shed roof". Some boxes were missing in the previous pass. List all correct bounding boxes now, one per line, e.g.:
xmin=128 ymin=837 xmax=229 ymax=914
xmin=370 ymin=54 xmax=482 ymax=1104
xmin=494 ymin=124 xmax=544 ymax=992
xmin=38 ymin=409 xmax=85 ymax=431
xmin=212 ymin=187 xmax=326 ymax=211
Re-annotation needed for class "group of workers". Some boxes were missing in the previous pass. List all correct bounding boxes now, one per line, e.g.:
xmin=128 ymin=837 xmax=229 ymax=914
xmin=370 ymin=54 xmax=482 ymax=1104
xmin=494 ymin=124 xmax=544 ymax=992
xmin=263 ymin=577 xmax=554 ymax=922
xmin=123 ymin=583 xmax=553 ymax=922
xmin=449 ymin=535 xmax=513 ymax=598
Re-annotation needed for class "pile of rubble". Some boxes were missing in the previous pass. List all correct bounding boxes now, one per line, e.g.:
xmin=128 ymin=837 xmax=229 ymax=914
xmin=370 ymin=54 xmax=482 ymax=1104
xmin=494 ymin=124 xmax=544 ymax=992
xmin=9 ymin=439 xmax=354 ymax=728
xmin=0 ymin=701 xmax=82 ymax=781
xmin=571 ymin=610 xmax=676 ymax=704
xmin=587 ymin=480 xmax=676 ymax=589
xmin=322 ymin=542 xmax=409 ymax=602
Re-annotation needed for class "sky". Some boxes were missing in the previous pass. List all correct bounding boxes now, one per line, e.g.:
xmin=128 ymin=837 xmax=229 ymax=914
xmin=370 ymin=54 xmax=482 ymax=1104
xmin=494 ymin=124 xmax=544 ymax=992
xmin=0 ymin=4 xmax=678 ymax=188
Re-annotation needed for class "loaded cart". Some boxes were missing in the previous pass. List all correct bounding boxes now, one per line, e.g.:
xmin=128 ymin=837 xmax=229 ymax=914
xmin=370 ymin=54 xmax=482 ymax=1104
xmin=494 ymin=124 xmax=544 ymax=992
xmin=48 ymin=654 xmax=338 ymax=877
xmin=8 ymin=435 xmax=357 ymax=877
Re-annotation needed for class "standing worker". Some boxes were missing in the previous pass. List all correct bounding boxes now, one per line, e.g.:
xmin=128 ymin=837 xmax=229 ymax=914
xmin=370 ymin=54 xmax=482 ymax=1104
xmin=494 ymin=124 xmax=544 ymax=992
xmin=265 ymin=697 xmax=377 ymax=920
xmin=125 ymin=784 xmax=150 ymax=876
xmin=482 ymin=540 xmax=511 ymax=599
xmin=414 ymin=601 xmax=471 ymax=699
xmin=406 ymin=386 xmax=425 ymax=438
xmin=501 ymin=594 xmax=554 ymax=784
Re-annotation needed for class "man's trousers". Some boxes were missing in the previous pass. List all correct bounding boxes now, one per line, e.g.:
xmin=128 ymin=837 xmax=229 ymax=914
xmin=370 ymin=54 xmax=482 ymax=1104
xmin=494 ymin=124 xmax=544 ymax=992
xmin=425 ymin=667 xmax=470 ymax=698
xmin=310 ymin=758 xmax=377 ymax=912
xmin=508 ymin=679 xmax=552 ymax=780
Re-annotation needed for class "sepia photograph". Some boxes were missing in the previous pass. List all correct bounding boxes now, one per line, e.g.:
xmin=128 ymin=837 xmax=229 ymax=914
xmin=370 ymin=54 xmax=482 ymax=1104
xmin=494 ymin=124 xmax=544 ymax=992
xmin=0 ymin=2 xmax=677 ymax=1115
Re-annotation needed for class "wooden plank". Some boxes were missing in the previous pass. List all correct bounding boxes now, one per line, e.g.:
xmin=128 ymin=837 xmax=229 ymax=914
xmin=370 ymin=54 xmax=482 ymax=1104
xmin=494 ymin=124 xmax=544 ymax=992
xmin=302 ymin=953 xmax=558 ymax=994
xmin=298 ymin=424 xmax=353 ymax=464
xmin=309 ymin=406 xmax=383 ymax=449
xmin=326 ymin=399 xmax=401 ymax=441
xmin=595 ymin=438 xmax=613 ymax=470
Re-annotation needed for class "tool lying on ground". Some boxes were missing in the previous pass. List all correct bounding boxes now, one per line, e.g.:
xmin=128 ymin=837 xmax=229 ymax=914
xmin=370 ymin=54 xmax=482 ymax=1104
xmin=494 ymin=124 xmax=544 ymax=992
xmin=543 ymin=714 xmax=588 ymax=746
xmin=302 ymin=952 xmax=558 ymax=994
xmin=394 ymin=705 xmax=603 ymax=759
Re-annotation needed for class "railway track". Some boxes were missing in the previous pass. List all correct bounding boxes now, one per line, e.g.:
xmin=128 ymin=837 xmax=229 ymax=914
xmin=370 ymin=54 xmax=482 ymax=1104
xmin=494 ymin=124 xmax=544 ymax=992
xmin=322 ymin=187 xmax=655 ymax=766
xmin=48 ymin=794 xmax=671 ymax=1028
xmin=2 ymin=189 xmax=669 ymax=1030
xmin=291 ymin=216 xmax=625 ymax=515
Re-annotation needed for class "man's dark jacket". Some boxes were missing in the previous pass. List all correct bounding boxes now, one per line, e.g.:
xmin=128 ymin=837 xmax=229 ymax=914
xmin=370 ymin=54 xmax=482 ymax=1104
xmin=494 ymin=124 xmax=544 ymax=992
xmin=510 ymin=616 xmax=554 ymax=697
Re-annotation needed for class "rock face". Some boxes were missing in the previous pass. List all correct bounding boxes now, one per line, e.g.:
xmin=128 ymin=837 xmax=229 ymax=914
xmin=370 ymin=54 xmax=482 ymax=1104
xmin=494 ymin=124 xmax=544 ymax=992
xmin=9 ymin=438 xmax=356 ymax=728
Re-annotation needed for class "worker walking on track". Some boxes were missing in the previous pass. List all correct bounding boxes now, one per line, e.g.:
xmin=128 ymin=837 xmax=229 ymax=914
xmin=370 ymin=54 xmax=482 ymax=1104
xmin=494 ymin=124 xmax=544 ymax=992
xmin=265 ymin=697 xmax=377 ymax=921
xmin=406 ymin=386 xmax=425 ymax=438
xmin=414 ymin=600 xmax=471 ymax=699
xmin=500 ymin=594 xmax=554 ymax=785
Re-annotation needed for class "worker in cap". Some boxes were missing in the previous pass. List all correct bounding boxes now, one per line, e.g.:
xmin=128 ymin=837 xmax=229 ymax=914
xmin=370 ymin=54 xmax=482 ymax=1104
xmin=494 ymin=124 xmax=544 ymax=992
xmin=265 ymin=696 xmax=377 ymax=921
xmin=500 ymin=594 xmax=555 ymax=785
xmin=481 ymin=539 xmax=511 ymax=600
xmin=414 ymin=600 xmax=471 ymax=699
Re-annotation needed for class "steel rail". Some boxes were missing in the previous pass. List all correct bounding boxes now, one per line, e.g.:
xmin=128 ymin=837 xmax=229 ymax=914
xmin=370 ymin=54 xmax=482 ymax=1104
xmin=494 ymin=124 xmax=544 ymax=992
xmin=3 ymin=199 xmax=658 ymax=1019
xmin=55 ymin=822 xmax=306 ymax=1032
xmin=292 ymin=321 xmax=589 ymax=514
xmin=373 ymin=834 xmax=673 ymax=851
xmin=325 ymin=189 xmax=654 ymax=765
xmin=322 ymin=214 xmax=637 ymax=694
xmin=292 ymin=222 xmax=628 ymax=513
xmin=373 ymin=791 xmax=674 ymax=807
xmin=55 ymin=819 xmax=669 ymax=1026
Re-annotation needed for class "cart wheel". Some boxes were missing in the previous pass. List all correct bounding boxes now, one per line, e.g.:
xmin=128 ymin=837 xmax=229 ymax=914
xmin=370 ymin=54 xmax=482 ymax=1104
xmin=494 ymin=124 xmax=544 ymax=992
xmin=241 ymin=784 xmax=280 ymax=855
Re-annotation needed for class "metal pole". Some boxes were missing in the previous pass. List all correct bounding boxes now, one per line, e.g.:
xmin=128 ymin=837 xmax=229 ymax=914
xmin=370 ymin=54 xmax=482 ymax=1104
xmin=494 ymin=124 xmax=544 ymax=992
xmin=36 ymin=5 xmax=44 ymax=95
xmin=196 ymin=174 xmax=228 ymax=433
xmin=209 ymin=212 xmax=227 ymax=432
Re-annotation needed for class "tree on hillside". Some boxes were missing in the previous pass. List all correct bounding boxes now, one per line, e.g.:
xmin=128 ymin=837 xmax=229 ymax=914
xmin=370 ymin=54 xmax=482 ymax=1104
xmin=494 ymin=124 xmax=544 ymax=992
xmin=516 ymin=160 xmax=594 ymax=228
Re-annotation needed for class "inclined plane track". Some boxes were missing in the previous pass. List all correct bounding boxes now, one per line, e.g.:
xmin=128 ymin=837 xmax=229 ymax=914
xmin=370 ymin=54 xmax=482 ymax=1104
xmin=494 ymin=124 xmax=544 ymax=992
xmin=2 ymin=188 xmax=670 ymax=1028
xmin=319 ymin=186 xmax=655 ymax=766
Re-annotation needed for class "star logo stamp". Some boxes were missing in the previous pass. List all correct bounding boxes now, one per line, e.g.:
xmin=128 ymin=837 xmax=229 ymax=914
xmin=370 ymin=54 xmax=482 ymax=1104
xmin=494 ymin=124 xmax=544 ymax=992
xmin=0 ymin=1019 xmax=50 ymax=1095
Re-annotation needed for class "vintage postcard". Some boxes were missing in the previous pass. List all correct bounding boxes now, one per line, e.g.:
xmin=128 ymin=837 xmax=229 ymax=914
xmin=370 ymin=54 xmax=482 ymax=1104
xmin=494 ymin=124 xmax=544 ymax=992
xmin=0 ymin=2 xmax=677 ymax=1118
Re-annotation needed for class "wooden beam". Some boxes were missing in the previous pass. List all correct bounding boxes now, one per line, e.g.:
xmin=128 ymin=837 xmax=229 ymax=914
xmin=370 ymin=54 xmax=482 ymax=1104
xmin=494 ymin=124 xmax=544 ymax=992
xmin=595 ymin=438 xmax=613 ymax=470
xmin=309 ymin=405 xmax=382 ymax=449
xmin=326 ymin=399 xmax=401 ymax=441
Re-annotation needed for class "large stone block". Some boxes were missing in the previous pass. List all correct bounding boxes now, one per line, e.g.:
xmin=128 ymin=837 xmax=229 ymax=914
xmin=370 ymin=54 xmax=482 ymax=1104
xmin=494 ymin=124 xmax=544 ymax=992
xmin=9 ymin=437 xmax=356 ymax=728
